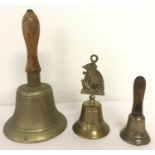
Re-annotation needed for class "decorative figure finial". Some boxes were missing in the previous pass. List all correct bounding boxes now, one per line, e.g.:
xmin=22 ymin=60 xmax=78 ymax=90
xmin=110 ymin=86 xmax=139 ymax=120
xmin=81 ymin=54 xmax=104 ymax=96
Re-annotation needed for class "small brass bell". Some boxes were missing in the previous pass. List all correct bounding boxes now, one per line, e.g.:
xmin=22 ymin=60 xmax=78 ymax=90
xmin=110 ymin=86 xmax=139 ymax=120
xmin=73 ymin=54 xmax=110 ymax=139
xmin=3 ymin=9 xmax=67 ymax=143
xmin=120 ymin=76 xmax=150 ymax=146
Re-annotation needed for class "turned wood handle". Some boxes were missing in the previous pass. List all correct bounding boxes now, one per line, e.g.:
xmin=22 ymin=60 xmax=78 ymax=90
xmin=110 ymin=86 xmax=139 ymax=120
xmin=132 ymin=76 xmax=146 ymax=116
xmin=22 ymin=9 xmax=41 ymax=74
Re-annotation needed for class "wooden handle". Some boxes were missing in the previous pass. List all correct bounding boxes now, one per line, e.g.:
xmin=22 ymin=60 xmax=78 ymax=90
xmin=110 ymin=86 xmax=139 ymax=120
xmin=132 ymin=76 xmax=146 ymax=116
xmin=22 ymin=9 xmax=41 ymax=74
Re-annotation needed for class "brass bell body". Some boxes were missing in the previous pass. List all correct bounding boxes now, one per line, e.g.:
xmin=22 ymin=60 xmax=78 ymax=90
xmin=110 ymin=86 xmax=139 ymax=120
xmin=120 ymin=114 xmax=150 ymax=145
xmin=4 ymin=83 xmax=67 ymax=143
xmin=120 ymin=76 xmax=150 ymax=146
xmin=73 ymin=55 xmax=110 ymax=139
xmin=3 ymin=9 xmax=67 ymax=143
xmin=73 ymin=99 xmax=109 ymax=139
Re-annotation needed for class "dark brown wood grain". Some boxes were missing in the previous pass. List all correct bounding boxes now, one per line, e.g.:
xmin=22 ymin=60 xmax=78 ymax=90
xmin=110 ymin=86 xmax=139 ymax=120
xmin=22 ymin=9 xmax=41 ymax=74
xmin=132 ymin=76 xmax=146 ymax=116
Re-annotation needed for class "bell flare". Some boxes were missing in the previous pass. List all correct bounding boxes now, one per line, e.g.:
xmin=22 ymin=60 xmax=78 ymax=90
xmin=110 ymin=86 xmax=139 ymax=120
xmin=3 ymin=83 xmax=67 ymax=143
xmin=73 ymin=100 xmax=110 ymax=139
xmin=120 ymin=114 xmax=150 ymax=146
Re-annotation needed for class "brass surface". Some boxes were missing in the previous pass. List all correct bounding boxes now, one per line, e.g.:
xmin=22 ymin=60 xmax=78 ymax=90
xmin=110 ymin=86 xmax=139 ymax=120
xmin=4 ymin=83 xmax=67 ymax=143
xmin=3 ymin=9 xmax=67 ymax=143
xmin=120 ymin=76 xmax=150 ymax=146
xmin=120 ymin=114 xmax=150 ymax=146
xmin=73 ymin=55 xmax=109 ymax=139
xmin=73 ymin=98 xmax=109 ymax=139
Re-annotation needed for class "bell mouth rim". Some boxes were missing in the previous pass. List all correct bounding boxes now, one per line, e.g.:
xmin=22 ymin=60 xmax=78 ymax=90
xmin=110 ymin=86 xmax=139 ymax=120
xmin=120 ymin=129 xmax=150 ymax=146
xmin=3 ymin=113 xmax=67 ymax=143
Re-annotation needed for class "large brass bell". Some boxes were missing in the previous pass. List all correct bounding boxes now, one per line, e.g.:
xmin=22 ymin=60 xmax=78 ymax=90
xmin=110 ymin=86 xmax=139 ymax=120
xmin=120 ymin=76 xmax=150 ymax=145
xmin=73 ymin=55 xmax=110 ymax=139
xmin=3 ymin=9 xmax=67 ymax=143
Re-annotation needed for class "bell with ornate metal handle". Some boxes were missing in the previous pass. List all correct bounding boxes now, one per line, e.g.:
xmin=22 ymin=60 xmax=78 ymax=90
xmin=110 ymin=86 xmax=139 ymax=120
xmin=3 ymin=9 xmax=67 ymax=143
xmin=120 ymin=76 xmax=150 ymax=145
xmin=72 ymin=54 xmax=110 ymax=139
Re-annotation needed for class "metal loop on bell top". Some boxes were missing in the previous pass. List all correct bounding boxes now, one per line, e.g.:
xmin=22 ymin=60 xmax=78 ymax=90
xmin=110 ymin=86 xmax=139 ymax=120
xmin=90 ymin=54 xmax=98 ymax=63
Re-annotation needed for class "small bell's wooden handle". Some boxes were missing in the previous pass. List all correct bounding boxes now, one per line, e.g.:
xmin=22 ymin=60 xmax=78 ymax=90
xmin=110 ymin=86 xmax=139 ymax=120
xmin=22 ymin=9 xmax=41 ymax=74
xmin=132 ymin=76 xmax=146 ymax=116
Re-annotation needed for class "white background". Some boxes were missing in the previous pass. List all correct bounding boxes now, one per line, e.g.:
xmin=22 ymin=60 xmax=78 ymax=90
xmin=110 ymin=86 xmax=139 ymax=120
xmin=0 ymin=1 xmax=155 ymax=150
xmin=0 ymin=5 xmax=155 ymax=104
